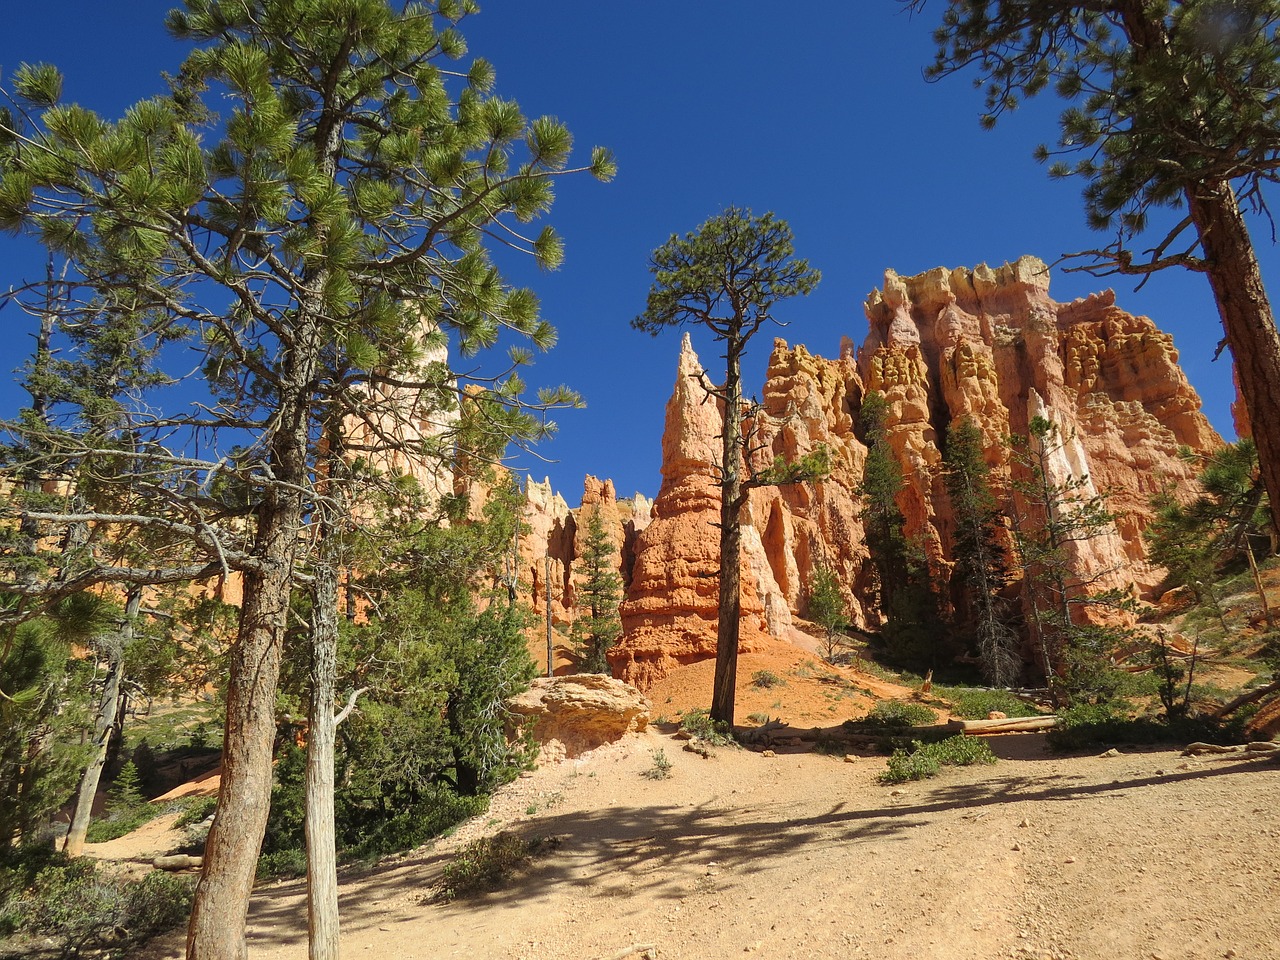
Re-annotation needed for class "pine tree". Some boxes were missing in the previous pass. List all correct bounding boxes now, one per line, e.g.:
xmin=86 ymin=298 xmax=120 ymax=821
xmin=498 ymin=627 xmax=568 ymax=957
xmin=943 ymin=418 xmax=1020 ymax=686
xmin=569 ymin=509 xmax=623 ymax=674
xmin=0 ymin=3 xmax=613 ymax=955
xmin=1146 ymin=439 xmax=1274 ymax=627
xmin=805 ymin=564 xmax=849 ymax=663
xmin=1007 ymin=415 xmax=1129 ymax=703
xmin=633 ymin=207 xmax=824 ymax=727
xmin=857 ymin=392 xmax=940 ymax=668
xmin=0 ymin=594 xmax=106 ymax=849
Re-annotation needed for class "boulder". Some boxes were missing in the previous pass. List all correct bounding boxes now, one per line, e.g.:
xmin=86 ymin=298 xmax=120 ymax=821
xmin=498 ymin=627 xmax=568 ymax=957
xmin=507 ymin=674 xmax=651 ymax=761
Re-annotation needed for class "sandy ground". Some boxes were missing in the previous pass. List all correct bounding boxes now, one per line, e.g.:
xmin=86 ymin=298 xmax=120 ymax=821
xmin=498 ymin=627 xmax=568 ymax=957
xmin=132 ymin=722 xmax=1280 ymax=960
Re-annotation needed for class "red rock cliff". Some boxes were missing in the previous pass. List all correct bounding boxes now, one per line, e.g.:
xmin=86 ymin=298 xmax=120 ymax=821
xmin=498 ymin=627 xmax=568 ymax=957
xmin=604 ymin=257 xmax=1220 ymax=688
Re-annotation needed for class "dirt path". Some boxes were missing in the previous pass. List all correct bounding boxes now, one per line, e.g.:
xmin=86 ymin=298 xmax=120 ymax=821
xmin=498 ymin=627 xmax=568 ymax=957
xmin=136 ymin=729 xmax=1280 ymax=960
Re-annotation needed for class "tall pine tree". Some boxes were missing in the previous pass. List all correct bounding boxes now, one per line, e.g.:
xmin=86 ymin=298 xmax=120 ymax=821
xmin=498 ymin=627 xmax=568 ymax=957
xmin=0 ymin=3 xmax=613 ymax=956
xmin=634 ymin=207 xmax=823 ymax=727
xmin=857 ymin=392 xmax=940 ymax=668
xmin=569 ymin=508 xmax=623 ymax=674
xmin=944 ymin=418 xmax=1020 ymax=686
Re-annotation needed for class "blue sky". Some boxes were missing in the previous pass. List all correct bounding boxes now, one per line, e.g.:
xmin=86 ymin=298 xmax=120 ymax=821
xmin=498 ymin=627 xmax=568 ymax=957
xmin=1 ymin=2 xmax=1272 ymax=504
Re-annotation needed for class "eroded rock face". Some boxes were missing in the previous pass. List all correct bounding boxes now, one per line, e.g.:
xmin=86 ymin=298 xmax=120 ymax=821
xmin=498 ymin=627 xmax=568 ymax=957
xmin=862 ymin=256 xmax=1218 ymax=596
xmin=506 ymin=674 xmax=651 ymax=761
xmin=612 ymin=334 xmax=776 ymax=687
xmin=604 ymin=258 xmax=1219 ymax=687
xmin=517 ymin=473 xmax=653 ymax=674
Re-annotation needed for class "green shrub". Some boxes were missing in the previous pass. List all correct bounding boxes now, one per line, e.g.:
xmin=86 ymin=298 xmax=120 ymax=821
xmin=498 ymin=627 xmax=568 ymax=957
xmin=118 ymin=871 xmax=194 ymax=940
xmin=346 ymin=788 xmax=488 ymax=860
xmin=642 ymin=749 xmax=673 ymax=780
xmin=750 ymin=670 xmax=785 ymax=689
xmin=174 ymin=795 xmax=218 ymax=830
xmin=936 ymin=688 xmax=1039 ymax=720
xmin=256 ymin=847 xmax=308 ymax=881
xmin=85 ymin=807 xmax=160 ymax=843
xmin=880 ymin=743 xmax=941 ymax=782
xmin=440 ymin=834 xmax=543 ymax=901
xmin=857 ymin=700 xmax=937 ymax=728
xmin=880 ymin=735 xmax=996 ymax=784
xmin=1047 ymin=703 xmax=1242 ymax=752
xmin=0 ymin=851 xmax=192 ymax=954
xmin=679 ymin=709 xmax=735 ymax=745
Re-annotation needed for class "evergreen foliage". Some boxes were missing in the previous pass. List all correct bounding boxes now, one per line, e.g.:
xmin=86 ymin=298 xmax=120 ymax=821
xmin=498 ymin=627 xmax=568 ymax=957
xmin=1006 ymin=415 xmax=1132 ymax=703
xmin=0 ymin=600 xmax=101 ymax=850
xmin=880 ymin=735 xmax=996 ymax=784
xmin=568 ymin=508 xmax=623 ymax=674
xmin=857 ymin=392 xmax=941 ymax=668
xmin=0 ymin=848 xmax=193 ymax=955
xmin=0 ymin=1 xmax=611 ymax=948
xmin=266 ymin=471 xmax=535 ymax=865
xmin=1146 ymin=439 xmax=1274 ymax=622
xmin=806 ymin=563 xmax=850 ymax=663
xmin=634 ymin=207 xmax=822 ymax=726
xmin=943 ymin=417 xmax=1021 ymax=685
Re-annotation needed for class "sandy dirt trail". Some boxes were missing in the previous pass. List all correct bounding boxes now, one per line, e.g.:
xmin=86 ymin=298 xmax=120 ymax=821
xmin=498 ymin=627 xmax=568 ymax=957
xmin=134 ymin=727 xmax=1280 ymax=960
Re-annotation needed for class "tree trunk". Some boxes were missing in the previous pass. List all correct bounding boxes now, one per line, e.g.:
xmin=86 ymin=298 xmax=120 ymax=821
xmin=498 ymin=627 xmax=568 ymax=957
xmin=187 ymin=349 xmax=316 ymax=960
xmin=1185 ymin=179 xmax=1280 ymax=540
xmin=307 ymin=558 xmax=341 ymax=960
xmin=185 ymin=498 xmax=297 ymax=960
xmin=63 ymin=587 xmax=138 ymax=857
xmin=710 ymin=344 xmax=744 ymax=728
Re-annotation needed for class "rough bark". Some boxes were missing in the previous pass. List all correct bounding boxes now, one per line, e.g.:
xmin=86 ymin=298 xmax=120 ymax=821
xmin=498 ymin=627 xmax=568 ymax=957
xmin=187 ymin=313 xmax=319 ymax=960
xmin=306 ymin=557 xmax=341 ymax=960
xmin=62 ymin=588 xmax=138 ymax=858
xmin=1185 ymin=179 xmax=1280 ymax=539
xmin=710 ymin=343 xmax=744 ymax=728
xmin=185 ymin=503 xmax=297 ymax=960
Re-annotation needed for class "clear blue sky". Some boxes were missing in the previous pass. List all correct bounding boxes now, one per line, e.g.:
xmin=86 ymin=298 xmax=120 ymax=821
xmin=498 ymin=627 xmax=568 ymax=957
xmin=1 ymin=2 xmax=1271 ymax=504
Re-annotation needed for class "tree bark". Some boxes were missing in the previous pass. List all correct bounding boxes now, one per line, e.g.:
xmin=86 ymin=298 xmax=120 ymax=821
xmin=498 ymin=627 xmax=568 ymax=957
xmin=63 ymin=587 xmax=138 ymax=858
xmin=1186 ymin=179 xmax=1280 ymax=539
xmin=187 ymin=315 xmax=319 ymax=960
xmin=307 ymin=557 xmax=341 ymax=960
xmin=185 ymin=499 xmax=297 ymax=960
xmin=710 ymin=342 xmax=744 ymax=728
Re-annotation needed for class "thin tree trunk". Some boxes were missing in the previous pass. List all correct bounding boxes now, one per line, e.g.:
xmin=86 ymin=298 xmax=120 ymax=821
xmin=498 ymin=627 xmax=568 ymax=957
xmin=1242 ymin=535 xmax=1275 ymax=630
xmin=711 ymin=345 xmax=744 ymax=728
xmin=307 ymin=557 xmax=341 ymax=960
xmin=63 ymin=587 xmax=138 ymax=857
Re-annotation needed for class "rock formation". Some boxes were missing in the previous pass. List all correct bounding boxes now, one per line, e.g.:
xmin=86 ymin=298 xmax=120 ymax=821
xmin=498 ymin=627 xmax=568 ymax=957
xmin=506 ymin=674 xmax=651 ymax=761
xmin=862 ymin=256 xmax=1218 ymax=596
xmin=611 ymin=334 xmax=779 ymax=687
xmin=601 ymin=257 xmax=1220 ymax=688
xmin=518 ymin=474 xmax=652 ymax=674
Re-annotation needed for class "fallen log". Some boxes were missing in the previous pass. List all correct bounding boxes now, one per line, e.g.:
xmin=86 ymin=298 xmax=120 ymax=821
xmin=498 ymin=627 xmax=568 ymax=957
xmin=153 ymin=854 xmax=203 ymax=871
xmin=1183 ymin=741 xmax=1279 ymax=758
xmin=1213 ymin=677 xmax=1280 ymax=719
xmin=947 ymin=716 xmax=1058 ymax=734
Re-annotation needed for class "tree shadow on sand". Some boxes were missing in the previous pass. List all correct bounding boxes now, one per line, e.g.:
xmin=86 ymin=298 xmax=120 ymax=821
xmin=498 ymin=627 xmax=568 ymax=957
xmin=206 ymin=749 xmax=1280 ymax=951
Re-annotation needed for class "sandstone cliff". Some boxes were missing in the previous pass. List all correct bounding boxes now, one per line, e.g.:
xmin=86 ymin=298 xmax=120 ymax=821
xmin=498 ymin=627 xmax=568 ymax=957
xmin=598 ymin=257 xmax=1220 ymax=687
xmin=519 ymin=473 xmax=652 ymax=674
xmin=862 ymin=256 xmax=1218 ymax=598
